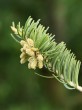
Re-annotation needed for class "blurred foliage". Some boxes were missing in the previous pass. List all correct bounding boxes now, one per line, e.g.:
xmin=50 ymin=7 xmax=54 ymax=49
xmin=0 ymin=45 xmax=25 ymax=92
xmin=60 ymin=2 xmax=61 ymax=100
xmin=0 ymin=0 xmax=82 ymax=110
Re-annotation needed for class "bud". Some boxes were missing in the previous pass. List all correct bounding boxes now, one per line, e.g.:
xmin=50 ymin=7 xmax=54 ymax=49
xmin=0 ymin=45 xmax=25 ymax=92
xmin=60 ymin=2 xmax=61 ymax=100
xmin=20 ymin=40 xmax=26 ymax=46
xmin=26 ymin=48 xmax=35 ymax=56
xmin=37 ymin=54 xmax=43 ymax=61
xmin=20 ymin=48 xmax=24 ymax=52
xmin=31 ymin=47 xmax=38 ymax=52
xmin=20 ymin=58 xmax=26 ymax=64
xmin=28 ymin=57 xmax=37 ymax=69
xmin=26 ymin=38 xmax=34 ymax=47
xmin=22 ymin=44 xmax=29 ymax=52
xmin=38 ymin=61 xmax=43 ymax=69
xmin=18 ymin=28 xmax=22 ymax=36
xmin=20 ymin=52 xmax=25 ymax=58
xmin=11 ymin=26 xmax=18 ymax=34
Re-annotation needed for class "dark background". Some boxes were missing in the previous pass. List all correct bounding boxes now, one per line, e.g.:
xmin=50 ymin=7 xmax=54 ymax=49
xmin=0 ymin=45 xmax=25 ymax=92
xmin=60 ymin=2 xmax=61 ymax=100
xmin=0 ymin=0 xmax=82 ymax=110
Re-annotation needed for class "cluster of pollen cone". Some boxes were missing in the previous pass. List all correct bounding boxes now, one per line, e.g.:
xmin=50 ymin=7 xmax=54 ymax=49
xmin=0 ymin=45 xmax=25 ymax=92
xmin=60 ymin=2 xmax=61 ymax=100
xmin=20 ymin=38 xmax=43 ymax=69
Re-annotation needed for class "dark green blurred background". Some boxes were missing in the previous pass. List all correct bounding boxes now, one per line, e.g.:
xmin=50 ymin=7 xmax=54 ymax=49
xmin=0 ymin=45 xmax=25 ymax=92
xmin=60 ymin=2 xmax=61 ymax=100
xmin=0 ymin=0 xmax=82 ymax=110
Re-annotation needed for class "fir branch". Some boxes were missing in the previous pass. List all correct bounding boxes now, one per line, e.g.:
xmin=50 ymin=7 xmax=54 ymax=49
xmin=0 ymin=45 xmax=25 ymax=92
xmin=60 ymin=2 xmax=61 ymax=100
xmin=11 ymin=16 xmax=82 ymax=92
